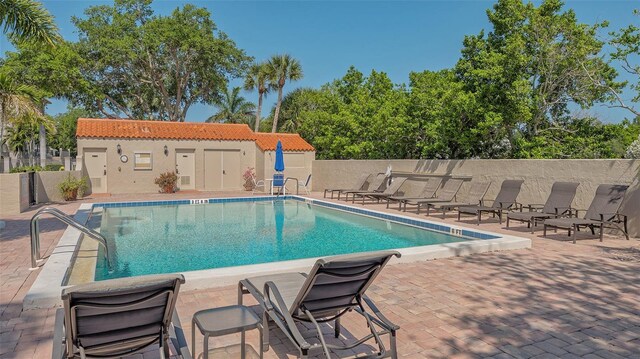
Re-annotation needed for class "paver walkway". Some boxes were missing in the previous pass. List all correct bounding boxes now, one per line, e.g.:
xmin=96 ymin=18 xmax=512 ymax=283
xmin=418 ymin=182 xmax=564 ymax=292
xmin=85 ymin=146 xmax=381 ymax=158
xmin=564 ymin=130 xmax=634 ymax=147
xmin=1 ymin=192 xmax=639 ymax=358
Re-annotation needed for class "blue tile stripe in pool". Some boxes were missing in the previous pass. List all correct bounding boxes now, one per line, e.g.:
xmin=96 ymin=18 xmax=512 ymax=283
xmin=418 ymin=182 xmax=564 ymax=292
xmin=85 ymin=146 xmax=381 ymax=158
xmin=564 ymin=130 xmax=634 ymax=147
xmin=91 ymin=195 xmax=498 ymax=240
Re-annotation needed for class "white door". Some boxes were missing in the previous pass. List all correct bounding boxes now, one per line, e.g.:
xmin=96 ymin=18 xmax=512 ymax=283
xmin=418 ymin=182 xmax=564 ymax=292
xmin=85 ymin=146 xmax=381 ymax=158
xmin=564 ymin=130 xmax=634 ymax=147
xmin=175 ymin=151 xmax=195 ymax=190
xmin=84 ymin=149 xmax=107 ymax=193
xmin=204 ymin=150 xmax=241 ymax=190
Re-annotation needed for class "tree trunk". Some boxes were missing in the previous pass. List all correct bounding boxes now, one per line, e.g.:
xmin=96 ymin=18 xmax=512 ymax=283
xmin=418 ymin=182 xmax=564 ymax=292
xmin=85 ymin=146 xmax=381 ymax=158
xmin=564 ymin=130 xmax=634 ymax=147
xmin=272 ymin=86 xmax=284 ymax=133
xmin=255 ymin=92 xmax=263 ymax=132
xmin=39 ymin=124 xmax=46 ymax=167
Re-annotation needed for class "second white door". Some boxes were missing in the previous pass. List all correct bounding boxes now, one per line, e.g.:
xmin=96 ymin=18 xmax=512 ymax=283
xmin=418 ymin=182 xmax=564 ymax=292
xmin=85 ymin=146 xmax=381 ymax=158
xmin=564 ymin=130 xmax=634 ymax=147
xmin=175 ymin=151 xmax=195 ymax=190
xmin=204 ymin=150 xmax=241 ymax=190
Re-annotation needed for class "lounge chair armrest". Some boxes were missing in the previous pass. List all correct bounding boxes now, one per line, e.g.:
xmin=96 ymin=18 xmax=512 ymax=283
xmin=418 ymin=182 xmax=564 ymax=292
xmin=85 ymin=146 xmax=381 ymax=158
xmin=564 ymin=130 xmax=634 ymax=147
xmin=361 ymin=295 xmax=400 ymax=331
xmin=170 ymin=311 xmax=193 ymax=359
xmin=51 ymin=308 xmax=66 ymax=359
xmin=599 ymin=212 xmax=626 ymax=222
xmin=553 ymin=206 xmax=573 ymax=216
xmin=498 ymin=201 xmax=519 ymax=210
xmin=526 ymin=204 xmax=544 ymax=212
xmin=264 ymin=281 xmax=311 ymax=350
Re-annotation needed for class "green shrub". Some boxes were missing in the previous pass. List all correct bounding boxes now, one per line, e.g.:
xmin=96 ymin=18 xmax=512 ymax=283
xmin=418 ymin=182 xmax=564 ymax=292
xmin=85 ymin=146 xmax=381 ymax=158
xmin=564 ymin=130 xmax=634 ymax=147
xmin=10 ymin=164 xmax=65 ymax=173
xmin=10 ymin=165 xmax=43 ymax=173
xmin=58 ymin=175 xmax=88 ymax=201
xmin=44 ymin=164 xmax=64 ymax=171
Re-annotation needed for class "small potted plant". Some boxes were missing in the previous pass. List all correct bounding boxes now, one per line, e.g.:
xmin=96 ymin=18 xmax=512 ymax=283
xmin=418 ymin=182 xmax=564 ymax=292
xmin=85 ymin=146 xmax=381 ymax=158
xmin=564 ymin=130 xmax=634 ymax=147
xmin=242 ymin=167 xmax=255 ymax=191
xmin=58 ymin=175 xmax=88 ymax=201
xmin=154 ymin=171 xmax=178 ymax=193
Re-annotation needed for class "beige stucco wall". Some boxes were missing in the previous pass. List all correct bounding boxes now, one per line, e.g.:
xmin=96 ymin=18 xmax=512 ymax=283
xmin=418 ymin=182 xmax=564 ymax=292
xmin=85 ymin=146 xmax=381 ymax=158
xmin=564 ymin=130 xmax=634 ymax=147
xmin=312 ymin=159 xmax=640 ymax=238
xmin=36 ymin=171 xmax=83 ymax=203
xmin=0 ymin=173 xmax=29 ymax=217
xmin=77 ymin=138 xmax=257 ymax=194
xmin=262 ymin=151 xmax=315 ymax=193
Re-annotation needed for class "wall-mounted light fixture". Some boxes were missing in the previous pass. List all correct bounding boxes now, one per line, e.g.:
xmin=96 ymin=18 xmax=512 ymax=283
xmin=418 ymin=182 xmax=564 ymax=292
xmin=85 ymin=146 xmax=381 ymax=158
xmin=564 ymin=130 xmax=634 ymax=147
xmin=164 ymin=145 xmax=169 ymax=156
xmin=116 ymin=144 xmax=122 ymax=155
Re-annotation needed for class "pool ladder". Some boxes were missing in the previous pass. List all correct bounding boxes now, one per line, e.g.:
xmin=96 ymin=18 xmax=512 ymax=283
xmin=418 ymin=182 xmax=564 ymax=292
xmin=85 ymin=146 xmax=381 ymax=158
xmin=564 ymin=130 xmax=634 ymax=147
xmin=275 ymin=177 xmax=299 ymax=196
xmin=30 ymin=207 xmax=114 ymax=272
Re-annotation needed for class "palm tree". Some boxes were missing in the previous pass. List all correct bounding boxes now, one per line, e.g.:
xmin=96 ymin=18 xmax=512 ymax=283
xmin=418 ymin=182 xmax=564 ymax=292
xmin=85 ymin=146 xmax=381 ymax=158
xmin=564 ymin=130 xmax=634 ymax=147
xmin=0 ymin=73 xmax=43 ymax=153
xmin=244 ymin=62 xmax=272 ymax=132
xmin=266 ymin=54 xmax=303 ymax=133
xmin=0 ymin=0 xmax=61 ymax=45
xmin=207 ymin=87 xmax=256 ymax=124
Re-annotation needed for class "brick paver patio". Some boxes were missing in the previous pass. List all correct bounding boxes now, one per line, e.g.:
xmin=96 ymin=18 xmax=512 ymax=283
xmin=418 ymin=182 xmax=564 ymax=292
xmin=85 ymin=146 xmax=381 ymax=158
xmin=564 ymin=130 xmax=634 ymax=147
xmin=1 ymin=191 xmax=639 ymax=358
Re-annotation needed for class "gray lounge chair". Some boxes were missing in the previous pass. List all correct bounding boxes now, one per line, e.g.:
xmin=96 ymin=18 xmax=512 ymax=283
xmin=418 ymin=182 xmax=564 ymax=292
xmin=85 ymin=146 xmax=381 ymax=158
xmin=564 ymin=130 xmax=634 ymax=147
xmin=238 ymin=251 xmax=401 ymax=359
xmin=427 ymin=182 xmax=491 ymax=218
xmin=53 ymin=274 xmax=191 ymax=359
xmin=396 ymin=179 xmax=463 ymax=213
xmin=385 ymin=177 xmax=443 ymax=210
xmin=353 ymin=177 xmax=407 ymax=204
xmin=506 ymin=182 xmax=579 ymax=233
xmin=458 ymin=180 xmax=524 ymax=225
xmin=543 ymin=184 xmax=629 ymax=243
xmin=323 ymin=173 xmax=371 ymax=199
xmin=342 ymin=174 xmax=387 ymax=201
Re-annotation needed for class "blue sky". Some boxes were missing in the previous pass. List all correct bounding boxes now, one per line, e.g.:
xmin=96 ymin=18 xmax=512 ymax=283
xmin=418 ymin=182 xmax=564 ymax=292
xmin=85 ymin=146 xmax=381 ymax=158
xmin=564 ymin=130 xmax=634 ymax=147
xmin=1 ymin=0 xmax=638 ymax=123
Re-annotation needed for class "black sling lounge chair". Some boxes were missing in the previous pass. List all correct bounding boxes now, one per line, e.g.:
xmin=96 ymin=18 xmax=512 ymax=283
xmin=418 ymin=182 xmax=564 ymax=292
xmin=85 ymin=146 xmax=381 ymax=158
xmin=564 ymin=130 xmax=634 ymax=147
xmin=53 ymin=274 xmax=190 ymax=359
xmin=352 ymin=178 xmax=407 ymax=204
xmin=238 ymin=251 xmax=401 ymax=359
xmin=323 ymin=173 xmax=372 ymax=199
xmin=385 ymin=177 xmax=443 ymax=210
xmin=427 ymin=182 xmax=491 ymax=218
xmin=506 ymin=182 xmax=579 ymax=233
xmin=342 ymin=174 xmax=387 ymax=202
xmin=397 ymin=179 xmax=463 ymax=213
xmin=458 ymin=180 xmax=524 ymax=225
xmin=543 ymin=184 xmax=629 ymax=243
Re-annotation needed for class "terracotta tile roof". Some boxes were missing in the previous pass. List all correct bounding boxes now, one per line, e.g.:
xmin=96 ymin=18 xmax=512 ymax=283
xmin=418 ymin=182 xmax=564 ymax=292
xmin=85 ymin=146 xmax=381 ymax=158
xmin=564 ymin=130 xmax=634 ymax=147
xmin=76 ymin=118 xmax=315 ymax=152
xmin=253 ymin=133 xmax=315 ymax=152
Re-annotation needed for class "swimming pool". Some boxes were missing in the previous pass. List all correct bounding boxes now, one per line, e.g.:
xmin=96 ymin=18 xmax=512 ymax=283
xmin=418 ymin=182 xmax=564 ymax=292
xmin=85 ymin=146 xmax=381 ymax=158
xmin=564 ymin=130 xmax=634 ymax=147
xmin=94 ymin=197 xmax=494 ymax=280
xmin=25 ymin=196 xmax=530 ymax=309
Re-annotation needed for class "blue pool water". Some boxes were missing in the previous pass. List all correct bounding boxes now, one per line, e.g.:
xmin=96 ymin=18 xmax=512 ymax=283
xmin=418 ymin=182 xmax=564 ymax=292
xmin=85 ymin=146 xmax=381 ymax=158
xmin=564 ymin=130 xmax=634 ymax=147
xmin=94 ymin=199 xmax=471 ymax=280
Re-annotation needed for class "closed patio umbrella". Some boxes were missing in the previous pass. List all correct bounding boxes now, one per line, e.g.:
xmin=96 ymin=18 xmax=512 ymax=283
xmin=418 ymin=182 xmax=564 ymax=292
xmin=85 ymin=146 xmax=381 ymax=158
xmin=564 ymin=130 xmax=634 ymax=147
xmin=274 ymin=140 xmax=285 ymax=172
xmin=273 ymin=140 xmax=285 ymax=192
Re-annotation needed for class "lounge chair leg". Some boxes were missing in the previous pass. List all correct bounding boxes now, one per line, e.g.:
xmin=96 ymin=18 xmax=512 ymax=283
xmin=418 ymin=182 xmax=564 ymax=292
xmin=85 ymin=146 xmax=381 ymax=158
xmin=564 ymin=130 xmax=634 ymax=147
xmin=530 ymin=220 xmax=535 ymax=234
xmin=335 ymin=317 xmax=341 ymax=338
xmin=262 ymin=311 xmax=270 ymax=352
xmin=390 ymin=331 xmax=398 ymax=359
xmin=416 ymin=203 xmax=421 ymax=214
xmin=572 ymin=224 xmax=577 ymax=244
xmin=543 ymin=224 xmax=547 ymax=237
xmin=600 ymin=225 xmax=604 ymax=242
xmin=506 ymin=217 xmax=510 ymax=228
xmin=498 ymin=211 xmax=502 ymax=224
xmin=457 ymin=211 xmax=461 ymax=221
xmin=477 ymin=211 xmax=481 ymax=225
xmin=442 ymin=208 xmax=446 ymax=219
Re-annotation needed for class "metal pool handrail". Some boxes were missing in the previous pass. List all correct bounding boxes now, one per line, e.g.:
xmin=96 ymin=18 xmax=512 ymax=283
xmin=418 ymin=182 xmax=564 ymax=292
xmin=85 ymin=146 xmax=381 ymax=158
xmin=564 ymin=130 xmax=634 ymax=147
xmin=30 ymin=207 xmax=114 ymax=272
xmin=278 ymin=177 xmax=300 ymax=196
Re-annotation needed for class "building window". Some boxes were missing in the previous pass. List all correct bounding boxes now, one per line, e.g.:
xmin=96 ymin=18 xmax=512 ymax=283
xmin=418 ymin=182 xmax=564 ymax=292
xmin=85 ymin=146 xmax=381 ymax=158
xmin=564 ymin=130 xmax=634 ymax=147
xmin=134 ymin=152 xmax=153 ymax=170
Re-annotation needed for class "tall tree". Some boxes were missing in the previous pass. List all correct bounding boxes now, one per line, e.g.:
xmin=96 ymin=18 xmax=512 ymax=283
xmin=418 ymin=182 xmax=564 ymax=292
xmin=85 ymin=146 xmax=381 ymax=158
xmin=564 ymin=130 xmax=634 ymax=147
xmin=0 ymin=72 xmax=43 ymax=153
xmin=72 ymin=0 xmax=250 ymax=121
xmin=267 ymin=54 xmax=303 ymax=133
xmin=206 ymin=87 xmax=255 ymax=124
xmin=455 ymin=0 xmax=617 ymax=157
xmin=0 ymin=0 xmax=60 ymax=45
xmin=586 ymin=9 xmax=640 ymax=117
xmin=244 ymin=62 xmax=272 ymax=132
